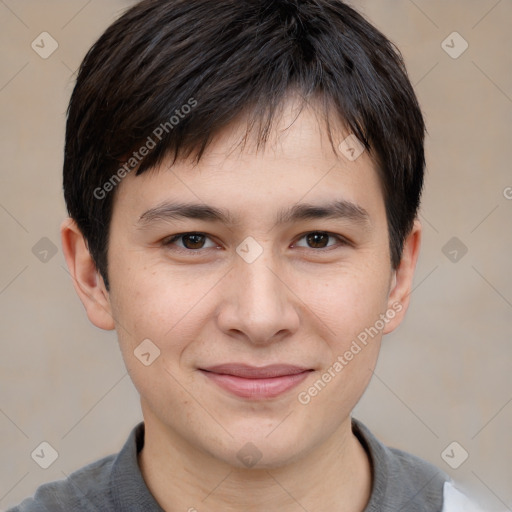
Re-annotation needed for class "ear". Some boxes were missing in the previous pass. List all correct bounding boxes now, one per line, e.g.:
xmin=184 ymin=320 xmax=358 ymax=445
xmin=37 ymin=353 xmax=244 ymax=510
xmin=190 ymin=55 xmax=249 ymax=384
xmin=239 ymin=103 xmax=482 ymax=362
xmin=382 ymin=219 xmax=422 ymax=334
xmin=60 ymin=218 xmax=115 ymax=330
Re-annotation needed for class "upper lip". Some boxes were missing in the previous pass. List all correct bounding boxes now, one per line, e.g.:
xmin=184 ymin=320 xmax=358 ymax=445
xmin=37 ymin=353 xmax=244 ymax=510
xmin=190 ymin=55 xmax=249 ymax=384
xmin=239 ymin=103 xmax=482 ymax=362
xmin=200 ymin=364 xmax=312 ymax=379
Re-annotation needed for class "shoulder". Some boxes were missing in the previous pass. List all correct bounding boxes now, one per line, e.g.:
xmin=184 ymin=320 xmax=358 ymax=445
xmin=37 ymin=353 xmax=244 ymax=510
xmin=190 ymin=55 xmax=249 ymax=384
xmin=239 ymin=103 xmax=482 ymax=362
xmin=352 ymin=418 xmax=449 ymax=510
xmin=387 ymin=443 xmax=449 ymax=488
xmin=6 ymin=423 xmax=153 ymax=512
xmin=353 ymin=418 xmax=449 ymax=486
xmin=6 ymin=453 xmax=116 ymax=512
xmin=351 ymin=418 xmax=488 ymax=512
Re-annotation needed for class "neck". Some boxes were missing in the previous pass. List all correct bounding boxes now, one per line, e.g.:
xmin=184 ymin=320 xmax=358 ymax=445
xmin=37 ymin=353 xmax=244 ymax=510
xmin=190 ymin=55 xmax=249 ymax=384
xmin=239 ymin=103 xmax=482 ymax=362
xmin=138 ymin=412 xmax=372 ymax=512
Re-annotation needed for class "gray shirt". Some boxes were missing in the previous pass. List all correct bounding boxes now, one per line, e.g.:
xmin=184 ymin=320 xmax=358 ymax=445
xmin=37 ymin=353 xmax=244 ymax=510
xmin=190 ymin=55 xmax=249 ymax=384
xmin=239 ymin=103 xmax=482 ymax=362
xmin=7 ymin=418 xmax=450 ymax=511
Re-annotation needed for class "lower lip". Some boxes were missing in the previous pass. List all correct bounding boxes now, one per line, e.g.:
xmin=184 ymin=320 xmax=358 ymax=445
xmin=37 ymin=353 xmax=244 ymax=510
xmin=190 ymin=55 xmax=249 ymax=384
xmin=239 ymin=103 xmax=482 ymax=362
xmin=199 ymin=370 xmax=311 ymax=399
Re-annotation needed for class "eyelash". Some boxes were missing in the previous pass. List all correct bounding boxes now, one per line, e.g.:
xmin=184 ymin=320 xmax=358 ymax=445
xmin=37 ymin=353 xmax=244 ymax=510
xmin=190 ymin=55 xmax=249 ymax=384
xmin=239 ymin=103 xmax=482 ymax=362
xmin=161 ymin=231 xmax=351 ymax=254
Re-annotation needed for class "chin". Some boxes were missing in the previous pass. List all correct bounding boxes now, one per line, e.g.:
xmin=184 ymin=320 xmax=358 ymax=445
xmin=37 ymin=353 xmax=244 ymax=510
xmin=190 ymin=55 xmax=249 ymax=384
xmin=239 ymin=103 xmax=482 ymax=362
xmin=215 ymin=429 xmax=308 ymax=470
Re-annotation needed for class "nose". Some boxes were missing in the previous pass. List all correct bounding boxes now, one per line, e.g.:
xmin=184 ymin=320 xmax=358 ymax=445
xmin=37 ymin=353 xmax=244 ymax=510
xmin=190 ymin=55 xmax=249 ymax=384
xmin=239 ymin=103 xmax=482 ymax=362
xmin=215 ymin=244 xmax=301 ymax=346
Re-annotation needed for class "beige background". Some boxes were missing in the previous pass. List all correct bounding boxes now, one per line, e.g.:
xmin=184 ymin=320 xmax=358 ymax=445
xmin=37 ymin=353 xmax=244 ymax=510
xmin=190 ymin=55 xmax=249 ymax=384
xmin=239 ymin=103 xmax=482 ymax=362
xmin=1 ymin=0 xmax=511 ymax=510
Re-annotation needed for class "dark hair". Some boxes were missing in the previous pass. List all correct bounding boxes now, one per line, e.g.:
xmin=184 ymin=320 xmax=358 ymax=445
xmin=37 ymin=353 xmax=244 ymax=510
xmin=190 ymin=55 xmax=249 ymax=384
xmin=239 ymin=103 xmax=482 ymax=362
xmin=64 ymin=0 xmax=425 ymax=290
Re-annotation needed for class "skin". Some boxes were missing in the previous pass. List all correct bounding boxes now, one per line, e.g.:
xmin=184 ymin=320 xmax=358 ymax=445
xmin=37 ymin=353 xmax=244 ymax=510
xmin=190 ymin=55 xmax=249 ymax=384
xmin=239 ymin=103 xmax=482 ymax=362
xmin=61 ymin=93 xmax=421 ymax=512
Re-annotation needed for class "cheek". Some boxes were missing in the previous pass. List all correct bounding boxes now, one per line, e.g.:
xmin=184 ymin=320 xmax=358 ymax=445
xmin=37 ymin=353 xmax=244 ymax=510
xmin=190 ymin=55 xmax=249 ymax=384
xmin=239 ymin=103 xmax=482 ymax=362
xmin=299 ymin=259 xmax=391 ymax=343
xmin=108 ymin=270 xmax=198 ymax=412
xmin=110 ymin=245 xmax=197 ymax=328
xmin=108 ymin=261 xmax=178 ymax=359
xmin=294 ymin=267 xmax=389 ymax=423
xmin=294 ymin=259 xmax=390 ymax=398
xmin=108 ymin=254 xmax=227 ymax=387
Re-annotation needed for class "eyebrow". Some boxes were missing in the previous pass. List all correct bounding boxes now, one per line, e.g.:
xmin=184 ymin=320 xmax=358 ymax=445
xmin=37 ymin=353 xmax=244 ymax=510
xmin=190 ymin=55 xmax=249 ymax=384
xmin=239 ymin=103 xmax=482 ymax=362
xmin=137 ymin=199 xmax=371 ymax=230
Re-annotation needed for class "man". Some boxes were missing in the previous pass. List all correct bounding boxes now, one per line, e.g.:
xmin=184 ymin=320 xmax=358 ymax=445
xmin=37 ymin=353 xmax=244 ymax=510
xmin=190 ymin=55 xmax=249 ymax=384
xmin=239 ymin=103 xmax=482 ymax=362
xmin=9 ymin=0 xmax=485 ymax=510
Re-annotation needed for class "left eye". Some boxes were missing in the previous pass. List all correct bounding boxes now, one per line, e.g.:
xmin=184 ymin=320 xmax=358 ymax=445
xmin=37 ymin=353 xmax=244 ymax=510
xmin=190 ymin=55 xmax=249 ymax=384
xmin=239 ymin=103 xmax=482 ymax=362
xmin=293 ymin=231 xmax=347 ymax=250
xmin=162 ymin=231 xmax=347 ymax=251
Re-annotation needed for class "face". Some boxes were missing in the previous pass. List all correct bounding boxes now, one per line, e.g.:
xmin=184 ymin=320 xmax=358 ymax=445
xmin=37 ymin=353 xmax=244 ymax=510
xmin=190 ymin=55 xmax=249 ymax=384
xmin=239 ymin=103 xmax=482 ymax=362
xmin=69 ymin=95 xmax=418 ymax=469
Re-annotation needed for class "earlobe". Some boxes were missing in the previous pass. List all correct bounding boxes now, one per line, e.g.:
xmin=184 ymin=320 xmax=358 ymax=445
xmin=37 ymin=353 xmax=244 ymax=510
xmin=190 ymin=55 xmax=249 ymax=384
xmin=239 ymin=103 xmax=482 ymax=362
xmin=382 ymin=219 xmax=422 ymax=335
xmin=60 ymin=218 xmax=116 ymax=331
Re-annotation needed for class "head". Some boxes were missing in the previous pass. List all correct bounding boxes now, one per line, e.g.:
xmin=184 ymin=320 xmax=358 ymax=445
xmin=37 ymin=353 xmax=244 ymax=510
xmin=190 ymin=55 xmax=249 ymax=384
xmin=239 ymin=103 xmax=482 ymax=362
xmin=62 ymin=0 xmax=423 ymax=468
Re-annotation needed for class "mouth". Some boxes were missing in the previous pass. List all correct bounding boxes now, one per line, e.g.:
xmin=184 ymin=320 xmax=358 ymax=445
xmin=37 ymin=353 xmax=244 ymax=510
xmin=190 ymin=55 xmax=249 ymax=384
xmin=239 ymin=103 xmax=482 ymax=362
xmin=198 ymin=364 xmax=314 ymax=399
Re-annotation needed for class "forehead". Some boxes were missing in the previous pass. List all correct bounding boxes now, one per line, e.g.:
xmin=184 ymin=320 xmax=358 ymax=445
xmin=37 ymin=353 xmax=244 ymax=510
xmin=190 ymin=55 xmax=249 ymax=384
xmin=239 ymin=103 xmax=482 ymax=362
xmin=111 ymin=95 xmax=385 ymax=224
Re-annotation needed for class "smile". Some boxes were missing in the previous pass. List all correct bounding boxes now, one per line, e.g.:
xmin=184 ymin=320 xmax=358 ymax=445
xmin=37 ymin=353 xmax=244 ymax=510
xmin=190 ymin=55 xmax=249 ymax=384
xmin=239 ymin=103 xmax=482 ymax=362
xmin=199 ymin=364 xmax=314 ymax=399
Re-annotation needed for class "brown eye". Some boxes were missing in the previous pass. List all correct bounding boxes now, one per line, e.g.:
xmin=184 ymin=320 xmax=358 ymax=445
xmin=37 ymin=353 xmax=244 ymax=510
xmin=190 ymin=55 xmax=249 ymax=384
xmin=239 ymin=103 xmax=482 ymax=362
xmin=180 ymin=233 xmax=206 ymax=249
xmin=163 ymin=233 xmax=216 ymax=251
xmin=306 ymin=232 xmax=330 ymax=248
xmin=294 ymin=231 xmax=348 ymax=250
